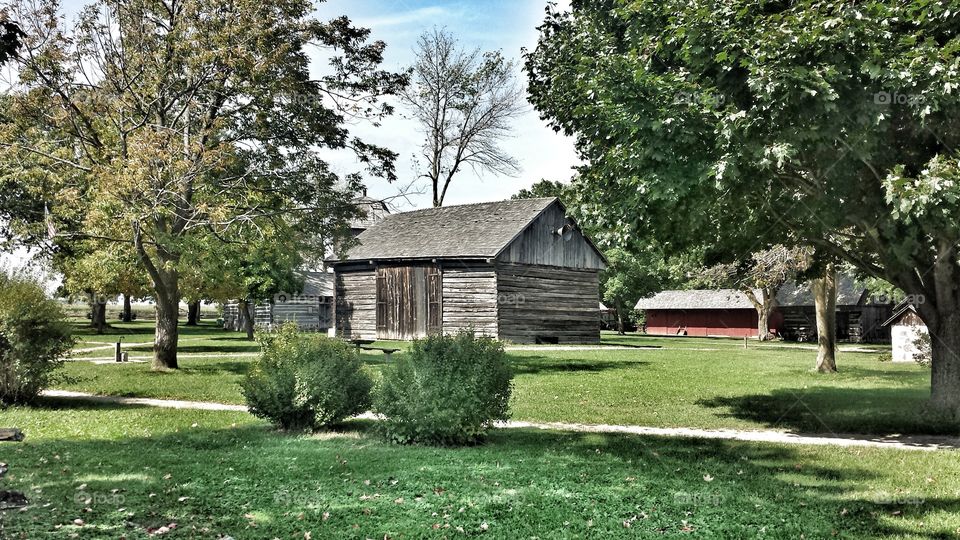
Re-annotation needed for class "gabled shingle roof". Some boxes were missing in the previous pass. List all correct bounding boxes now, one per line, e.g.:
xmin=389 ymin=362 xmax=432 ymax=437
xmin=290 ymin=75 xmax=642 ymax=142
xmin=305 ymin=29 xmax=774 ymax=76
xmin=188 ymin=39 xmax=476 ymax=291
xmin=776 ymin=275 xmax=866 ymax=307
xmin=299 ymin=271 xmax=334 ymax=297
xmin=335 ymin=198 xmax=558 ymax=262
xmin=635 ymin=289 xmax=759 ymax=310
xmin=635 ymin=276 xmax=868 ymax=311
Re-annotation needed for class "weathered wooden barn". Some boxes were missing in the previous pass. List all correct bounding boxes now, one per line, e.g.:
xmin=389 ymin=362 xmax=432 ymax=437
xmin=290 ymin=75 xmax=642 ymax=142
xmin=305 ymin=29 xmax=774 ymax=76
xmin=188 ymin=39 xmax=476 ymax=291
xmin=636 ymin=275 xmax=892 ymax=342
xmin=330 ymin=198 xmax=607 ymax=343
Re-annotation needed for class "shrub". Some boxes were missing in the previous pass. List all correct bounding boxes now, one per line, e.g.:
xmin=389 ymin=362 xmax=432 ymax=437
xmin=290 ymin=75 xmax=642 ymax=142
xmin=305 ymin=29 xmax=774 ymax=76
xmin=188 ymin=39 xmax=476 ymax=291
xmin=241 ymin=324 xmax=373 ymax=430
xmin=0 ymin=272 xmax=74 ymax=405
xmin=374 ymin=331 xmax=513 ymax=445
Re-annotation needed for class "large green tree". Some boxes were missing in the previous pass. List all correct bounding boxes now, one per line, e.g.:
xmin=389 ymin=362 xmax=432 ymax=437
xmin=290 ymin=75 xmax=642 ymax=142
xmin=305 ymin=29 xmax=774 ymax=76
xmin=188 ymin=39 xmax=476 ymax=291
xmin=1 ymin=0 xmax=406 ymax=369
xmin=527 ymin=0 xmax=960 ymax=416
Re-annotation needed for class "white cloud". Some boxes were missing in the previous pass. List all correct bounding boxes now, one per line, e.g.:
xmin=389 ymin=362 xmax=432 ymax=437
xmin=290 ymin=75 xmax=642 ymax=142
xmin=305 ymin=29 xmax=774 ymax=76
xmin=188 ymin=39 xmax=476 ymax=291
xmin=354 ymin=6 xmax=452 ymax=29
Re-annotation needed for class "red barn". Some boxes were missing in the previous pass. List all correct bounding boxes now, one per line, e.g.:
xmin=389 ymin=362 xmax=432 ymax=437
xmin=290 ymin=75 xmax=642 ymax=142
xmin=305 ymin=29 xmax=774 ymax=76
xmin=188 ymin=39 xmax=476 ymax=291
xmin=636 ymin=278 xmax=892 ymax=342
xmin=635 ymin=289 xmax=780 ymax=338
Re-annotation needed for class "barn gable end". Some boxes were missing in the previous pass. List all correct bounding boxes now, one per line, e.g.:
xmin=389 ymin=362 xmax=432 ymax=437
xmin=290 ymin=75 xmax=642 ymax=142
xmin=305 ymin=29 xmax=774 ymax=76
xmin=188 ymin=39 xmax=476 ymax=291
xmin=496 ymin=201 xmax=606 ymax=270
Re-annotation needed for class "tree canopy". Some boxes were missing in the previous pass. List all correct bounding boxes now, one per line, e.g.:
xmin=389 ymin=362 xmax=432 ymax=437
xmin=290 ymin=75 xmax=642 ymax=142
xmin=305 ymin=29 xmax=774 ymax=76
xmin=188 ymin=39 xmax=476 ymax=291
xmin=527 ymin=0 xmax=960 ymax=415
xmin=1 ymin=0 xmax=407 ymax=369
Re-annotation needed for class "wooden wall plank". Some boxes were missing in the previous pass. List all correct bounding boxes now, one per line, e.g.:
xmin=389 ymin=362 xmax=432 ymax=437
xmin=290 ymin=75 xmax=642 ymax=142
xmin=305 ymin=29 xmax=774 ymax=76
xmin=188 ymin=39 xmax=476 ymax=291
xmin=496 ymin=262 xmax=601 ymax=344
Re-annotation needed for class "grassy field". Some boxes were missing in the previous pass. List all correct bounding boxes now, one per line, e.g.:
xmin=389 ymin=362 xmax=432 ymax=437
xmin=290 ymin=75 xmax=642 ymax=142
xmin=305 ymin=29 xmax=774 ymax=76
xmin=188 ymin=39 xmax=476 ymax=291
xmin=1 ymin=402 xmax=959 ymax=539
xmin=53 ymin=322 xmax=945 ymax=436
xmin=2 ymin=321 xmax=958 ymax=538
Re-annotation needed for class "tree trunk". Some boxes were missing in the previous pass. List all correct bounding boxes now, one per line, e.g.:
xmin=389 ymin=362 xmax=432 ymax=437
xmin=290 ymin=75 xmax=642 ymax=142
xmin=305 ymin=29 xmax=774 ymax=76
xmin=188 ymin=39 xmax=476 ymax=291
xmin=90 ymin=298 xmax=107 ymax=334
xmin=615 ymin=300 xmax=626 ymax=335
xmin=745 ymin=288 xmax=776 ymax=341
xmin=928 ymin=312 xmax=960 ymax=418
xmin=757 ymin=307 xmax=771 ymax=341
xmin=121 ymin=294 xmax=133 ymax=322
xmin=239 ymin=300 xmax=256 ymax=341
xmin=152 ymin=279 xmax=180 ymax=370
xmin=186 ymin=300 xmax=201 ymax=326
xmin=812 ymin=264 xmax=838 ymax=373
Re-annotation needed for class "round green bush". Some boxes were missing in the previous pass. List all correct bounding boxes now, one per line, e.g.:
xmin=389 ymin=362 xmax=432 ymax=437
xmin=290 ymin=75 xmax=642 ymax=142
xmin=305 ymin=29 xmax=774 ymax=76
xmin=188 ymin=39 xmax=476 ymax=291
xmin=242 ymin=324 xmax=373 ymax=430
xmin=0 ymin=272 xmax=74 ymax=405
xmin=374 ymin=330 xmax=513 ymax=445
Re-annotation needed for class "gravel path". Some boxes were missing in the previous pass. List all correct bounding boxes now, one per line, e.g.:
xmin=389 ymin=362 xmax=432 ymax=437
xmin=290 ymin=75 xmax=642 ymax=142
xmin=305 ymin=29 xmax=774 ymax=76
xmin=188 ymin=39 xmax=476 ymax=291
xmin=40 ymin=390 xmax=958 ymax=452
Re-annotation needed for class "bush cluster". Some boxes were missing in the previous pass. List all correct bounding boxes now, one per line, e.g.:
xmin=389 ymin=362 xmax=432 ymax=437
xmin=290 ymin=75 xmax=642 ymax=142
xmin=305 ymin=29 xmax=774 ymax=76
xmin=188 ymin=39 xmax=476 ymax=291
xmin=243 ymin=327 xmax=514 ymax=445
xmin=0 ymin=272 xmax=74 ymax=405
xmin=242 ymin=324 xmax=372 ymax=430
xmin=374 ymin=331 xmax=513 ymax=445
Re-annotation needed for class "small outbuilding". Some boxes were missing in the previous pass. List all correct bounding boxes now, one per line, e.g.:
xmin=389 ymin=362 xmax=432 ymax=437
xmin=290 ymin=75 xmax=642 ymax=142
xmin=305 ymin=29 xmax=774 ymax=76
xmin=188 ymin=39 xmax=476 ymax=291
xmin=882 ymin=300 xmax=929 ymax=363
xmin=330 ymin=198 xmax=607 ymax=343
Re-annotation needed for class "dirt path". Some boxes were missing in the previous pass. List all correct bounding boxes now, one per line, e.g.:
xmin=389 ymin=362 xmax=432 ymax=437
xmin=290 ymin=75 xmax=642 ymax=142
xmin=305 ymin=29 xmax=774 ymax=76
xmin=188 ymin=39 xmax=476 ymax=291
xmin=39 ymin=390 xmax=958 ymax=452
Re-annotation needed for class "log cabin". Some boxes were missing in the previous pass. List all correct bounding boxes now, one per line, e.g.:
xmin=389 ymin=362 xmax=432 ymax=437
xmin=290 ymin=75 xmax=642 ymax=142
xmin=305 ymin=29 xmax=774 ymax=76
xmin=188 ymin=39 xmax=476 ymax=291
xmin=329 ymin=198 xmax=607 ymax=343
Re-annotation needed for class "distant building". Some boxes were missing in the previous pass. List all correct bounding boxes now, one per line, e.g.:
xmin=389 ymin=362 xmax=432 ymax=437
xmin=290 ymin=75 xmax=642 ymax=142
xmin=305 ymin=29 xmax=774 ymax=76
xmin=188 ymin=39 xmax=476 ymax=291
xmin=882 ymin=300 xmax=929 ymax=362
xmin=222 ymin=271 xmax=334 ymax=333
xmin=330 ymin=198 xmax=607 ymax=343
xmin=636 ymin=276 xmax=892 ymax=342
xmin=636 ymin=289 xmax=779 ymax=338
xmin=222 ymin=195 xmax=390 ymax=333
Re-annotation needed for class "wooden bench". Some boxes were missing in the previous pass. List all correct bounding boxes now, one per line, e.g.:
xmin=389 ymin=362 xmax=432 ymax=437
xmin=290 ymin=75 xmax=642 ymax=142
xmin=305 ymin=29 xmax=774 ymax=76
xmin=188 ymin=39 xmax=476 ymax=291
xmin=1 ymin=428 xmax=28 ymax=509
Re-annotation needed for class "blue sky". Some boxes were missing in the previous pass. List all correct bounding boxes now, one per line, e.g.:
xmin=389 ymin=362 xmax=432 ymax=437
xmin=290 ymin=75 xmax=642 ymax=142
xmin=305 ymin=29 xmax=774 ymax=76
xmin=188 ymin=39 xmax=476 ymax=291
xmin=313 ymin=0 xmax=579 ymax=209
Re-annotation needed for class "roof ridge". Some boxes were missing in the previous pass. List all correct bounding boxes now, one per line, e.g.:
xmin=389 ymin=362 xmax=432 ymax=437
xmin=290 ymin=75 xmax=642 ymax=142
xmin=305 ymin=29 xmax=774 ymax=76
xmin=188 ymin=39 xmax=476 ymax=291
xmin=390 ymin=197 xmax=557 ymax=216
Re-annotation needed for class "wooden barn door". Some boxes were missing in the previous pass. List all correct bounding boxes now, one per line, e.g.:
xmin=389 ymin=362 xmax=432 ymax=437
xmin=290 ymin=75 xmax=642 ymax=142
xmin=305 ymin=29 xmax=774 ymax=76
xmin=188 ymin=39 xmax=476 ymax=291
xmin=376 ymin=264 xmax=442 ymax=340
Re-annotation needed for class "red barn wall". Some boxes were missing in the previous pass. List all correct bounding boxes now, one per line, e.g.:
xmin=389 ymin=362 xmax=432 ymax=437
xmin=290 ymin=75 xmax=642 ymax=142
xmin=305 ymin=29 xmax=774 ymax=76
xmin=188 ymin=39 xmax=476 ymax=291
xmin=645 ymin=309 xmax=783 ymax=338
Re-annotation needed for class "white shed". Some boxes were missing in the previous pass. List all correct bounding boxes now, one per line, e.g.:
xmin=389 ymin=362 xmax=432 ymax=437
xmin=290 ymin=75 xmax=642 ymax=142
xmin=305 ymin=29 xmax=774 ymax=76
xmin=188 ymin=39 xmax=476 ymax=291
xmin=881 ymin=301 xmax=929 ymax=363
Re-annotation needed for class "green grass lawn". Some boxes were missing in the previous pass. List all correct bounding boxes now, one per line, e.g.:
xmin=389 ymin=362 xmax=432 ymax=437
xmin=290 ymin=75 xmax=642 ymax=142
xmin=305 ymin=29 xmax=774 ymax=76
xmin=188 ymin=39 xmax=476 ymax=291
xmin=55 ymin=322 xmax=948 ymax=436
xmin=1 ymin=402 xmax=958 ymax=539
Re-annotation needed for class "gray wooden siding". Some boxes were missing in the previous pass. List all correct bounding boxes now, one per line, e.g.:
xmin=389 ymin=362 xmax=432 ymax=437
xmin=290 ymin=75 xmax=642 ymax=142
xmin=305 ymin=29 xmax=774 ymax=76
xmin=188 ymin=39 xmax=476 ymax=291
xmin=441 ymin=263 xmax=498 ymax=337
xmin=273 ymin=297 xmax=332 ymax=331
xmin=335 ymin=269 xmax=377 ymax=340
xmin=495 ymin=262 xmax=600 ymax=344
xmin=497 ymin=203 xmax=606 ymax=270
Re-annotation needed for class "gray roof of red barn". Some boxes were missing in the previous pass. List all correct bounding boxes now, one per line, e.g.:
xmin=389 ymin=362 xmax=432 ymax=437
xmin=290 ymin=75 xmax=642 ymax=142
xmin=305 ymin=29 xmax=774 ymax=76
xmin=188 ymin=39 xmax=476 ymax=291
xmin=635 ymin=275 xmax=868 ymax=311
xmin=333 ymin=198 xmax=598 ymax=262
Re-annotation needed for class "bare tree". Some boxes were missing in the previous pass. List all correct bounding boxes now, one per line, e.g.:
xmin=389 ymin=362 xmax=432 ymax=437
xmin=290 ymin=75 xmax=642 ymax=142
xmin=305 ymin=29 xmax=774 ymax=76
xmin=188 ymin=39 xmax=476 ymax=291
xmin=402 ymin=28 xmax=524 ymax=207
xmin=699 ymin=246 xmax=812 ymax=341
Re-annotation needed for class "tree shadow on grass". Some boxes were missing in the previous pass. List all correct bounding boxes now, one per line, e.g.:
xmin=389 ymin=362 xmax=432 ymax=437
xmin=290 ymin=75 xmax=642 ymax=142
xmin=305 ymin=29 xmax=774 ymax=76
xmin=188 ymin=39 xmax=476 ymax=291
xmin=697 ymin=386 xmax=960 ymax=438
xmin=5 ymin=413 xmax=959 ymax=539
xmin=510 ymin=355 xmax=649 ymax=376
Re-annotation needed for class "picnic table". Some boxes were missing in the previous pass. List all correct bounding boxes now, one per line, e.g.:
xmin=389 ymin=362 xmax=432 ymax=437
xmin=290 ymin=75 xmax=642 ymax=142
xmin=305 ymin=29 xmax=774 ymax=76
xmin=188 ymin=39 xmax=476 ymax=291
xmin=348 ymin=339 xmax=400 ymax=361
